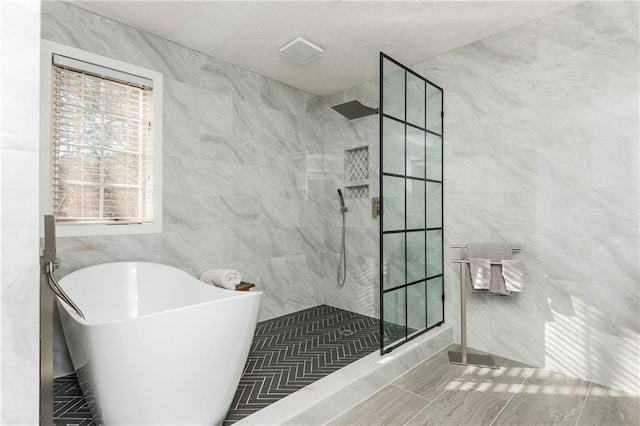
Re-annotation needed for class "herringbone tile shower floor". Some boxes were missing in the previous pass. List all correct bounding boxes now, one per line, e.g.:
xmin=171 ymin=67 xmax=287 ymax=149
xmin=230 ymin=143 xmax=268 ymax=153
xmin=53 ymin=304 xmax=388 ymax=425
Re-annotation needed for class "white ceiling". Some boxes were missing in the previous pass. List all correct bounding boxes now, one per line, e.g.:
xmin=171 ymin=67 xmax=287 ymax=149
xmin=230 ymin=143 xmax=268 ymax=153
xmin=71 ymin=1 xmax=579 ymax=96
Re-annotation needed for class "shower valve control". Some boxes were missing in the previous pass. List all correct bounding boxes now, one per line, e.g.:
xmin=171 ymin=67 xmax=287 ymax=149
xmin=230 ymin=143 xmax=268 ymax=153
xmin=372 ymin=197 xmax=380 ymax=218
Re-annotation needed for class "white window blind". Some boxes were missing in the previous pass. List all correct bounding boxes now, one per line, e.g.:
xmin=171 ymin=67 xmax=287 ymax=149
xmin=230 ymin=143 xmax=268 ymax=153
xmin=51 ymin=56 xmax=154 ymax=224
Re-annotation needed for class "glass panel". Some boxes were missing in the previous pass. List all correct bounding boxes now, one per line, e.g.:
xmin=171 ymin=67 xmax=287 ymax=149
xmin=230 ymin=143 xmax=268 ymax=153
xmin=382 ymin=58 xmax=405 ymax=121
xmin=406 ymin=127 xmax=425 ymax=178
xmin=426 ymin=133 xmax=442 ymax=181
xmin=427 ymin=276 xmax=443 ymax=327
xmin=407 ymin=231 xmax=426 ymax=283
xmin=382 ymin=117 xmax=405 ymax=175
xmin=407 ymin=282 xmax=426 ymax=336
xmin=383 ymin=233 xmax=405 ymax=290
xmin=426 ymin=83 xmax=442 ymax=134
xmin=380 ymin=54 xmax=443 ymax=354
xmin=426 ymin=182 xmax=442 ymax=228
xmin=427 ymin=230 xmax=443 ymax=277
xmin=406 ymin=179 xmax=425 ymax=230
xmin=406 ymin=73 xmax=425 ymax=128
xmin=383 ymin=288 xmax=406 ymax=349
xmin=382 ymin=176 xmax=404 ymax=231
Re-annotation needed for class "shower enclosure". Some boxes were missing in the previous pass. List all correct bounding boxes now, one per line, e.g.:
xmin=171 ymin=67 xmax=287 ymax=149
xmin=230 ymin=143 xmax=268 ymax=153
xmin=380 ymin=53 xmax=444 ymax=353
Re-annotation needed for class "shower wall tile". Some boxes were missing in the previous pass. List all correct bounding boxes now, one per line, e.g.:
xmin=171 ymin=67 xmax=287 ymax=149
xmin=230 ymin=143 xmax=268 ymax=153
xmin=536 ymin=1 xmax=638 ymax=60
xmin=489 ymin=49 xmax=591 ymax=108
xmin=537 ymin=144 xmax=590 ymax=190
xmin=538 ymin=86 xmax=640 ymax=143
xmin=419 ymin=0 xmax=640 ymax=394
xmin=590 ymin=237 xmax=639 ymax=290
xmin=199 ymin=88 xmax=234 ymax=135
xmin=448 ymin=107 xmax=537 ymax=157
xmin=590 ymin=135 xmax=639 ymax=188
xmin=199 ymin=54 xmax=267 ymax=103
xmin=588 ymin=36 xmax=640 ymax=92
xmin=317 ymin=76 xmax=380 ymax=319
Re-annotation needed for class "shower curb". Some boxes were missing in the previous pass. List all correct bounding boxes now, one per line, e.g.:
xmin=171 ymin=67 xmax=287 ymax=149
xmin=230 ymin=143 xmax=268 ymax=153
xmin=236 ymin=324 xmax=452 ymax=426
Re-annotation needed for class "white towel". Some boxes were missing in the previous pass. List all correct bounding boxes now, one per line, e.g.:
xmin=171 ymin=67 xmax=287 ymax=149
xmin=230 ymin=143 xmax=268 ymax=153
xmin=200 ymin=269 xmax=241 ymax=290
xmin=502 ymin=260 xmax=525 ymax=292
xmin=469 ymin=258 xmax=491 ymax=290
xmin=467 ymin=242 xmax=512 ymax=296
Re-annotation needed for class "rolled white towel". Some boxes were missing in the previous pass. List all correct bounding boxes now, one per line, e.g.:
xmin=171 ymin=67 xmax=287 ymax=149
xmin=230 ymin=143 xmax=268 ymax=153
xmin=200 ymin=269 xmax=241 ymax=290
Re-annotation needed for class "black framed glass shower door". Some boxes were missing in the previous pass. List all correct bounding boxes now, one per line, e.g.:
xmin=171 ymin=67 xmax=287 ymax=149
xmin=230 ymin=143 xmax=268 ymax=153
xmin=379 ymin=53 xmax=444 ymax=354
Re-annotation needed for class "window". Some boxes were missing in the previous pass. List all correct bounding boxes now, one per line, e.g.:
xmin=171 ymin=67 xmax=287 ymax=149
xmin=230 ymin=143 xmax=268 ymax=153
xmin=41 ymin=41 xmax=163 ymax=236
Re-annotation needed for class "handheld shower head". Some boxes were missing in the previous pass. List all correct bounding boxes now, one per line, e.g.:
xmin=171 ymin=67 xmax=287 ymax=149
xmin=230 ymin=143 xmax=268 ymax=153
xmin=337 ymin=189 xmax=348 ymax=213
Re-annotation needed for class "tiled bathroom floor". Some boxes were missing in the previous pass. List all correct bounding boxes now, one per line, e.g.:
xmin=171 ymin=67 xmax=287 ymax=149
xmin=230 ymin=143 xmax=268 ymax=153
xmin=224 ymin=304 xmax=387 ymax=424
xmin=54 ymin=304 xmax=394 ymax=426
xmin=328 ymin=345 xmax=640 ymax=426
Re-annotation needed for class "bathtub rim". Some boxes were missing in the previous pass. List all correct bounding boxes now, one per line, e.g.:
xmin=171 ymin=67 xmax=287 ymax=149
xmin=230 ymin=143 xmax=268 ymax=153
xmin=57 ymin=261 xmax=262 ymax=327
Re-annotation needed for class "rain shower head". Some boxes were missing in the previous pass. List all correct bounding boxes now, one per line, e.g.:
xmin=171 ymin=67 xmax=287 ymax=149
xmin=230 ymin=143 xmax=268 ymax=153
xmin=331 ymin=100 xmax=379 ymax=120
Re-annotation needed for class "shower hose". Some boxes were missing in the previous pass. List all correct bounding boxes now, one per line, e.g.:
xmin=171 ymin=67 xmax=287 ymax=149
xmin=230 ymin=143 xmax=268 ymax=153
xmin=337 ymin=207 xmax=347 ymax=287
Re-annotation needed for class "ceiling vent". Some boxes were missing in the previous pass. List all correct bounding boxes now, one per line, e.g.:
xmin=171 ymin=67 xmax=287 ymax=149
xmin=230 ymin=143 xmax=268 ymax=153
xmin=280 ymin=37 xmax=323 ymax=64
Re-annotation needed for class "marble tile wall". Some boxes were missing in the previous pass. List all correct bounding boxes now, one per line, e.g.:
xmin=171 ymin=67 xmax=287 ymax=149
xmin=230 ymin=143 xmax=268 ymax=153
xmin=312 ymin=80 xmax=381 ymax=319
xmin=0 ymin=0 xmax=41 ymax=423
xmin=318 ymin=0 xmax=639 ymax=396
xmin=410 ymin=0 xmax=639 ymax=395
xmin=41 ymin=2 xmax=327 ymax=375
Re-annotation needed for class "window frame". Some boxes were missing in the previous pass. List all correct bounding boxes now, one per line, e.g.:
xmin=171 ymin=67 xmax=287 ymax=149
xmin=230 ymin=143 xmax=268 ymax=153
xmin=40 ymin=40 xmax=163 ymax=237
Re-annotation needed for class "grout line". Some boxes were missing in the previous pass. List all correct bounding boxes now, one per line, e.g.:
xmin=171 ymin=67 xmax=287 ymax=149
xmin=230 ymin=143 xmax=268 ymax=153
xmin=401 ymin=387 xmax=447 ymax=426
xmin=321 ymin=384 xmax=394 ymax=425
xmin=401 ymin=361 xmax=471 ymax=425
xmin=489 ymin=364 xmax=536 ymax=426
xmin=574 ymin=382 xmax=592 ymax=426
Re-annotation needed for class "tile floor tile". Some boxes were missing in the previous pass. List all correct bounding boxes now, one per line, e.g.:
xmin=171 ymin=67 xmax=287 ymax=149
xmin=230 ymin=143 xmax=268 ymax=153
xmin=328 ymin=385 xmax=429 ymax=426
xmin=406 ymin=389 xmax=507 ymax=425
xmin=577 ymin=384 xmax=640 ymax=426
xmin=456 ymin=362 xmax=534 ymax=401
xmin=393 ymin=353 xmax=466 ymax=401
xmin=492 ymin=370 xmax=590 ymax=426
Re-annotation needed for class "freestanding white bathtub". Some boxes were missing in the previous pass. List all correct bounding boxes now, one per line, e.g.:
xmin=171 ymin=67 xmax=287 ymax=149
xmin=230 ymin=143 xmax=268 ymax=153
xmin=57 ymin=261 xmax=262 ymax=426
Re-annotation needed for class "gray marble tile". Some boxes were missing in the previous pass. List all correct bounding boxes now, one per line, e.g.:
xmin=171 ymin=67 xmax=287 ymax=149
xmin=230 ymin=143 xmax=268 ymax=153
xmin=590 ymin=236 xmax=639 ymax=291
xmin=328 ymin=385 xmax=429 ymax=426
xmin=537 ymin=1 xmax=638 ymax=60
xmin=493 ymin=370 xmax=590 ymax=426
xmin=163 ymin=80 xmax=200 ymax=163
xmin=162 ymin=193 xmax=201 ymax=232
xmin=449 ymin=107 xmax=537 ymax=157
xmin=589 ymin=36 xmax=640 ymax=92
xmin=406 ymin=388 xmax=507 ymax=425
xmin=197 ymin=87 xmax=234 ymax=137
xmin=537 ymin=143 xmax=590 ymax=190
xmin=590 ymin=134 xmax=639 ymax=189
xmin=41 ymin=2 xmax=119 ymax=57
xmin=538 ymin=86 xmax=639 ymax=144
xmin=535 ymin=188 xmax=639 ymax=239
xmin=393 ymin=352 xmax=467 ymax=401
xmin=451 ymin=350 xmax=535 ymax=401
xmin=489 ymin=49 xmax=590 ymax=110
xmin=577 ymin=384 xmax=640 ymax=425
xmin=198 ymin=53 xmax=266 ymax=103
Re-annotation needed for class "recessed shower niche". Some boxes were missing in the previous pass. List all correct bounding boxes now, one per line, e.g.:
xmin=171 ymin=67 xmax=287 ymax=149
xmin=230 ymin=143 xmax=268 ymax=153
xmin=344 ymin=146 xmax=369 ymax=198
